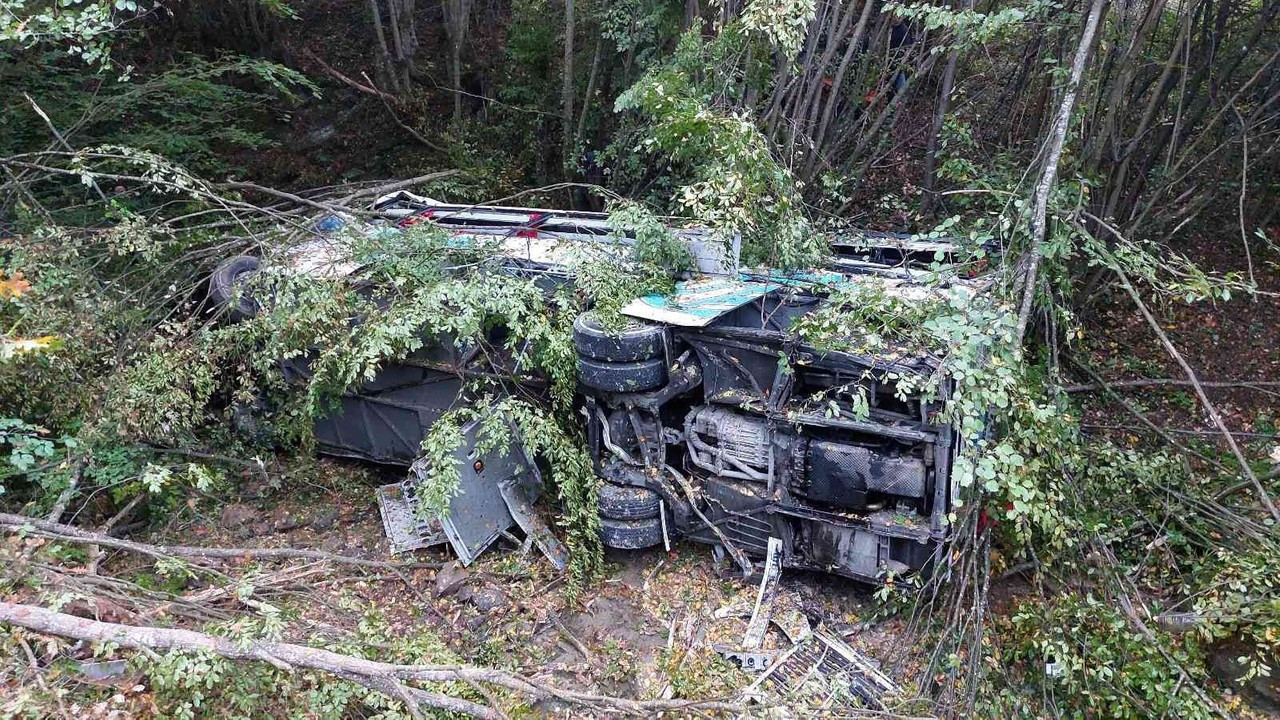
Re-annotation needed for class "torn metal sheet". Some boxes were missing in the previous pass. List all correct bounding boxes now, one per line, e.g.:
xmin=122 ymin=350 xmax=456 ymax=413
xmin=498 ymin=476 xmax=569 ymax=571
xmin=743 ymin=536 xmax=783 ymax=649
xmin=621 ymin=277 xmax=778 ymax=327
xmin=717 ymin=540 xmax=804 ymax=675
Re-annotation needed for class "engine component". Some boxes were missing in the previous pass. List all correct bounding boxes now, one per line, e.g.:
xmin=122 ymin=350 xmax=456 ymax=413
xmin=597 ymin=482 xmax=662 ymax=520
xmin=577 ymin=355 xmax=667 ymax=392
xmin=804 ymin=441 xmax=927 ymax=506
xmin=686 ymin=406 xmax=771 ymax=481
xmin=572 ymin=311 xmax=665 ymax=362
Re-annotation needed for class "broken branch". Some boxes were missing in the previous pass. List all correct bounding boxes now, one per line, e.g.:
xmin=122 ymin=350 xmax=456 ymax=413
xmin=1063 ymin=378 xmax=1280 ymax=393
xmin=1108 ymin=264 xmax=1280 ymax=523
xmin=0 ymin=512 xmax=441 ymax=572
xmin=0 ymin=601 xmax=748 ymax=717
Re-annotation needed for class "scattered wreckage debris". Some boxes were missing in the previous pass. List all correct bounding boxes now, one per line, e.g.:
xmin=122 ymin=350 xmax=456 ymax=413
xmin=210 ymin=195 xmax=987 ymax=581
xmin=743 ymin=537 xmax=785 ymax=650
xmin=748 ymin=627 xmax=901 ymax=710
xmin=377 ymin=419 xmax=568 ymax=569
xmin=713 ymin=537 xmax=902 ymax=711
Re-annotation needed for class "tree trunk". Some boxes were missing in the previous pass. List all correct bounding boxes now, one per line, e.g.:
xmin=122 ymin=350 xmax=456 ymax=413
xmin=921 ymin=3 xmax=966 ymax=215
xmin=806 ymin=0 xmax=876 ymax=180
xmin=1014 ymin=0 xmax=1108 ymax=345
xmin=576 ymin=33 xmax=603 ymax=153
xmin=444 ymin=0 xmax=472 ymax=125
xmin=563 ymin=0 xmax=576 ymax=169
xmin=683 ymin=0 xmax=700 ymax=31
xmin=369 ymin=0 xmax=401 ymax=93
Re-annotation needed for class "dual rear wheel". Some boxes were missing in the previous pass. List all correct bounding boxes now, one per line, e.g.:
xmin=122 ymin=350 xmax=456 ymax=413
xmin=597 ymin=482 xmax=665 ymax=549
xmin=572 ymin=312 xmax=668 ymax=393
xmin=576 ymin=311 xmax=669 ymax=549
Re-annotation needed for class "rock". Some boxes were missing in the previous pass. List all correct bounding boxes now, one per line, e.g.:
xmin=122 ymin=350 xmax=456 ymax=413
xmin=433 ymin=561 xmax=470 ymax=597
xmin=1209 ymin=636 xmax=1280 ymax=712
xmin=311 ymin=509 xmax=339 ymax=532
xmin=472 ymin=586 xmax=507 ymax=613
xmin=269 ymin=506 xmax=305 ymax=532
xmin=219 ymin=504 xmax=258 ymax=529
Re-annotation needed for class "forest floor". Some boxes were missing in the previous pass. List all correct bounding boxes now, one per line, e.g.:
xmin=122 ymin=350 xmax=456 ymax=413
xmin=119 ymin=458 xmax=923 ymax=710
xmin=1077 ymin=227 xmax=1280 ymax=450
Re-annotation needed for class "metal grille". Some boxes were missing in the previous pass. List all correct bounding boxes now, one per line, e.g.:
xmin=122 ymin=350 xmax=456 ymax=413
xmin=722 ymin=513 xmax=773 ymax=556
xmin=375 ymin=480 xmax=445 ymax=554
xmin=754 ymin=629 xmax=900 ymax=710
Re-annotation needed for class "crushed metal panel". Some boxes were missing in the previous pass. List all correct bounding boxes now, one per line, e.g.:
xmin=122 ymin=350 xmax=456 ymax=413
xmin=431 ymin=418 xmax=551 ymax=567
xmin=438 ymin=472 xmax=512 ymax=566
xmin=621 ymin=277 xmax=778 ymax=327
xmin=498 ymin=476 xmax=569 ymax=571
xmin=381 ymin=416 xmax=568 ymax=568
xmin=432 ymin=421 xmax=522 ymax=565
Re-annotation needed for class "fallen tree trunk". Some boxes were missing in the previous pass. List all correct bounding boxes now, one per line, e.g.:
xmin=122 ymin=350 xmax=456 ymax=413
xmin=0 ymin=601 xmax=499 ymax=718
xmin=1063 ymin=378 xmax=1280 ymax=393
xmin=0 ymin=601 xmax=747 ymax=717
xmin=0 ymin=512 xmax=438 ymax=571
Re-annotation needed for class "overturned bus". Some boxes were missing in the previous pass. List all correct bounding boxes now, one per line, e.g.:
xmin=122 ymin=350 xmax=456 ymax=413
xmin=208 ymin=193 xmax=980 ymax=584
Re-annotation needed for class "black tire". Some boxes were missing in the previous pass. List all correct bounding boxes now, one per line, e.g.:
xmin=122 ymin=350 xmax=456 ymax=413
xmin=598 ymin=483 xmax=661 ymax=520
xmin=208 ymin=255 xmax=262 ymax=321
xmin=572 ymin=312 xmax=664 ymax=362
xmin=578 ymin=356 xmax=666 ymax=393
xmin=600 ymin=516 xmax=664 ymax=549
xmin=230 ymin=394 xmax=273 ymax=446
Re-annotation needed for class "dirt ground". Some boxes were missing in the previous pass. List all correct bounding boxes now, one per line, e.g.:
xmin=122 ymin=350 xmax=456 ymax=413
xmin=132 ymin=459 xmax=919 ymax=711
